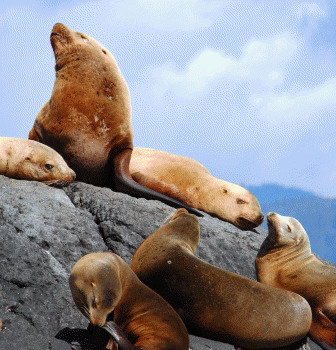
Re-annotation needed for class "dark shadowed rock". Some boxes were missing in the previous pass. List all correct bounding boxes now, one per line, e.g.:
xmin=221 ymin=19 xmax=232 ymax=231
xmin=0 ymin=175 xmax=323 ymax=350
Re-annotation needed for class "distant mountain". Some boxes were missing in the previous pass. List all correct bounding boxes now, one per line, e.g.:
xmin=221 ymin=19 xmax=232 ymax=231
xmin=246 ymin=184 xmax=336 ymax=264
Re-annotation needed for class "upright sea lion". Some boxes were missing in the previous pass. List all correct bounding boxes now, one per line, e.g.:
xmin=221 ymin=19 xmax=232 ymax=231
xmin=256 ymin=212 xmax=336 ymax=350
xmin=0 ymin=137 xmax=75 ymax=186
xmin=130 ymin=148 xmax=263 ymax=229
xmin=28 ymin=23 xmax=201 ymax=216
xmin=131 ymin=208 xmax=312 ymax=349
xmin=69 ymin=252 xmax=190 ymax=350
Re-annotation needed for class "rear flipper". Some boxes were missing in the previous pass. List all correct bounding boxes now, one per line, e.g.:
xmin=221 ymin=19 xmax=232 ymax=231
xmin=103 ymin=321 xmax=141 ymax=350
xmin=309 ymin=308 xmax=336 ymax=350
xmin=113 ymin=148 xmax=203 ymax=217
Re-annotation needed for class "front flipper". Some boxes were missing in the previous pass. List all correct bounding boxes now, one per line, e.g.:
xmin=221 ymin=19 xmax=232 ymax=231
xmin=55 ymin=326 xmax=110 ymax=349
xmin=113 ymin=148 xmax=203 ymax=217
xmin=103 ymin=321 xmax=141 ymax=350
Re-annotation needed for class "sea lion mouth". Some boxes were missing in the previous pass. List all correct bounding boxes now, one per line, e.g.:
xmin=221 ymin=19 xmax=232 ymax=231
xmin=237 ymin=213 xmax=264 ymax=230
xmin=266 ymin=213 xmax=279 ymax=237
xmin=50 ymin=23 xmax=71 ymax=56
xmin=43 ymin=179 xmax=74 ymax=187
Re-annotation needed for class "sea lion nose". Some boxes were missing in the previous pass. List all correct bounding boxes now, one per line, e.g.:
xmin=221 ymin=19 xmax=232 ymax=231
xmin=258 ymin=213 xmax=264 ymax=224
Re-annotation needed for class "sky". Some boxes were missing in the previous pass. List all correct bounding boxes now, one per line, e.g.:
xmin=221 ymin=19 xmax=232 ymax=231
xmin=1 ymin=0 xmax=336 ymax=199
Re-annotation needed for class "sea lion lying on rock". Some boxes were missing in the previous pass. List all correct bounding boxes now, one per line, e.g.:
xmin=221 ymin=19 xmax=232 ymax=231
xmin=0 ymin=137 xmax=75 ymax=186
xmin=130 ymin=147 xmax=263 ymax=229
xmin=131 ymin=208 xmax=312 ymax=349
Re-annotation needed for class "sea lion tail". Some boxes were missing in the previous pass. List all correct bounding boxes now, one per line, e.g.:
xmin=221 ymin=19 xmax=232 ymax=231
xmin=113 ymin=149 xmax=203 ymax=217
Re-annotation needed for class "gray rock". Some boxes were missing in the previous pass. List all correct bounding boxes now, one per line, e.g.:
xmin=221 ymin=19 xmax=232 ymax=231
xmin=0 ymin=176 xmax=323 ymax=350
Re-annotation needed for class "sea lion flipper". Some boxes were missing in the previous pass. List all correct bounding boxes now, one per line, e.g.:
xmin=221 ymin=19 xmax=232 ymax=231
xmin=113 ymin=148 xmax=203 ymax=217
xmin=103 ymin=321 xmax=141 ymax=350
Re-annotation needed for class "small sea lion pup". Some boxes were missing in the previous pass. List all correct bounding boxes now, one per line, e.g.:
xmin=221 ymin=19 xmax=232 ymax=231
xmin=256 ymin=212 xmax=336 ymax=350
xmin=0 ymin=137 xmax=75 ymax=186
xmin=28 ymin=23 xmax=200 ymax=216
xmin=130 ymin=148 xmax=263 ymax=229
xmin=69 ymin=252 xmax=190 ymax=350
xmin=131 ymin=208 xmax=312 ymax=349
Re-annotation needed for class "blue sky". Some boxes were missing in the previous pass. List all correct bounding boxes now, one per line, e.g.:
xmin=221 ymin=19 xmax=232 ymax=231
xmin=1 ymin=0 xmax=336 ymax=198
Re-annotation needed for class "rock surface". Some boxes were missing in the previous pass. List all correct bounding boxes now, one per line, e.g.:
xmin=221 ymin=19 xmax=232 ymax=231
xmin=0 ymin=175 xmax=324 ymax=350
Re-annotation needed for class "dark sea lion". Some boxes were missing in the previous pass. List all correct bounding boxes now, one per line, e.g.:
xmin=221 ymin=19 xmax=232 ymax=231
xmin=28 ymin=23 xmax=201 ymax=216
xmin=256 ymin=212 xmax=336 ymax=350
xmin=131 ymin=208 xmax=312 ymax=349
xmin=69 ymin=252 xmax=190 ymax=350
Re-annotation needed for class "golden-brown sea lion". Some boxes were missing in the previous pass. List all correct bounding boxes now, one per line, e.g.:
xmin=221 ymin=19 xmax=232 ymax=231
xmin=0 ymin=137 xmax=75 ymax=186
xmin=130 ymin=148 xmax=263 ymax=229
xmin=28 ymin=23 xmax=201 ymax=216
xmin=256 ymin=212 xmax=336 ymax=350
xmin=69 ymin=252 xmax=190 ymax=350
xmin=131 ymin=208 xmax=312 ymax=349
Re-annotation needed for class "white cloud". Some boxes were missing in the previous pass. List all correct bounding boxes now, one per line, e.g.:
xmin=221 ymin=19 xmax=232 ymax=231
xmin=251 ymin=77 xmax=336 ymax=124
xmin=295 ymin=2 xmax=327 ymax=20
xmin=152 ymin=32 xmax=298 ymax=99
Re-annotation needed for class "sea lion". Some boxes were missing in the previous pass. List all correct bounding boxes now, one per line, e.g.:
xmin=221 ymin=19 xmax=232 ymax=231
xmin=28 ymin=23 xmax=201 ymax=216
xmin=131 ymin=208 xmax=312 ymax=349
xmin=130 ymin=147 xmax=263 ymax=229
xmin=0 ymin=137 xmax=75 ymax=186
xmin=256 ymin=212 xmax=336 ymax=350
xmin=69 ymin=252 xmax=190 ymax=350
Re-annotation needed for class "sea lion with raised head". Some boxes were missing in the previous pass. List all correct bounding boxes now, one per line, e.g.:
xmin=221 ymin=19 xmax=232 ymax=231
xmin=28 ymin=23 xmax=201 ymax=216
xmin=131 ymin=208 xmax=312 ymax=349
xmin=256 ymin=212 xmax=336 ymax=350
xmin=0 ymin=137 xmax=75 ymax=186
xmin=130 ymin=147 xmax=263 ymax=229
xmin=69 ymin=252 xmax=190 ymax=350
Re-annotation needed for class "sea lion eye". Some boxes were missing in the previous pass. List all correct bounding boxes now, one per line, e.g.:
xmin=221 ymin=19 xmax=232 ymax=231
xmin=237 ymin=199 xmax=247 ymax=205
xmin=92 ymin=294 xmax=97 ymax=308
xmin=287 ymin=225 xmax=292 ymax=232
xmin=80 ymin=35 xmax=89 ymax=43
xmin=45 ymin=163 xmax=54 ymax=170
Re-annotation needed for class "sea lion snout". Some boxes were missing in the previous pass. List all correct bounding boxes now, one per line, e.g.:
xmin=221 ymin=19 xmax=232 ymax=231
xmin=237 ymin=211 xmax=264 ymax=230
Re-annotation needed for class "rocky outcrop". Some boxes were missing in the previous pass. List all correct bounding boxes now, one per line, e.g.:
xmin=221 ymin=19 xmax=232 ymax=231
xmin=0 ymin=175 xmax=323 ymax=349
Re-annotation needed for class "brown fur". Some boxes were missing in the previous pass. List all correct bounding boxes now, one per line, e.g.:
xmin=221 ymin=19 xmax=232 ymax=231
xmin=69 ymin=252 xmax=190 ymax=350
xmin=256 ymin=212 xmax=336 ymax=350
xmin=0 ymin=137 xmax=75 ymax=186
xmin=130 ymin=148 xmax=263 ymax=229
xmin=29 ymin=23 xmax=201 ymax=216
xmin=131 ymin=208 xmax=312 ymax=349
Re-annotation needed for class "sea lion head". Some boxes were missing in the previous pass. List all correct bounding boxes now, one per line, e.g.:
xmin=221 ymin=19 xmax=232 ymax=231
xmin=216 ymin=183 xmax=264 ymax=230
xmin=165 ymin=208 xmax=200 ymax=253
xmin=16 ymin=140 xmax=76 ymax=186
xmin=69 ymin=253 xmax=122 ymax=326
xmin=266 ymin=212 xmax=310 ymax=249
xmin=50 ymin=23 xmax=125 ymax=85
